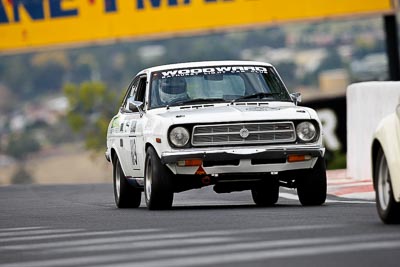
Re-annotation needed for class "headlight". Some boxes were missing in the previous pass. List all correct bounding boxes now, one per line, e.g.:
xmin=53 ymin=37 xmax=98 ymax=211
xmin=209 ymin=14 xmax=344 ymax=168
xmin=296 ymin=122 xmax=316 ymax=142
xmin=169 ymin=127 xmax=190 ymax=147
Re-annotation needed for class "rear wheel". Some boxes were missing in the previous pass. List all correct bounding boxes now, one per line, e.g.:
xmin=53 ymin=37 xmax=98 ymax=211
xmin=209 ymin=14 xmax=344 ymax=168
xmin=296 ymin=157 xmax=327 ymax=206
xmin=144 ymin=147 xmax=174 ymax=210
xmin=375 ymin=148 xmax=400 ymax=224
xmin=251 ymin=178 xmax=279 ymax=206
xmin=113 ymin=157 xmax=141 ymax=208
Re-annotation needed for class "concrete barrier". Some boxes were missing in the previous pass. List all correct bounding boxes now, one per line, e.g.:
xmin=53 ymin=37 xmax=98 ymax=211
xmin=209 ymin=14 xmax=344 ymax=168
xmin=347 ymin=81 xmax=400 ymax=180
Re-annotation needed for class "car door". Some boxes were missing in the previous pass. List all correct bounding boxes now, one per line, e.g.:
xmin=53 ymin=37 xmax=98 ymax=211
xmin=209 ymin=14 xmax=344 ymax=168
xmin=120 ymin=75 xmax=147 ymax=178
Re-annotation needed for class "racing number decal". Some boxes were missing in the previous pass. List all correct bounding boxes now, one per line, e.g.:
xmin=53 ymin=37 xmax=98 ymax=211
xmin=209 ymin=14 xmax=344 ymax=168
xmin=129 ymin=120 xmax=138 ymax=167
xmin=130 ymin=121 xmax=137 ymax=133
xmin=130 ymin=139 xmax=138 ymax=167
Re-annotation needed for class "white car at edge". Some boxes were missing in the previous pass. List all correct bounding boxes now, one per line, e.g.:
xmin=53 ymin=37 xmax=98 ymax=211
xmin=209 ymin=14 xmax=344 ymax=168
xmin=106 ymin=61 xmax=327 ymax=210
xmin=372 ymin=103 xmax=400 ymax=224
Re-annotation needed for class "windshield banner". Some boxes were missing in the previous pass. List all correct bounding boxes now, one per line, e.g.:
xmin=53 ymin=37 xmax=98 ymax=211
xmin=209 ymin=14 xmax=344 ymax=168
xmin=160 ymin=66 xmax=268 ymax=78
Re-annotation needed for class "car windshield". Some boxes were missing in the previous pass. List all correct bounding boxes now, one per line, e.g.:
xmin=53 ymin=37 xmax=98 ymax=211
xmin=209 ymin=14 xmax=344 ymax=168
xmin=149 ymin=65 xmax=291 ymax=109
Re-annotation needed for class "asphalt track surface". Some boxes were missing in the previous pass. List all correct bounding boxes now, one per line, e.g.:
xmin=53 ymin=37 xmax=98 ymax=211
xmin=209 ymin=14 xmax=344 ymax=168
xmin=0 ymin=184 xmax=399 ymax=267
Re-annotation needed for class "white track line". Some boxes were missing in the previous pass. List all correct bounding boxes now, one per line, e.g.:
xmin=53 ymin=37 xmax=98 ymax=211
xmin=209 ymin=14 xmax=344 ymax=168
xmin=1 ymin=224 xmax=341 ymax=250
xmin=0 ymin=229 xmax=83 ymax=238
xmin=0 ymin=228 xmax=160 ymax=243
xmin=48 ymin=237 xmax=235 ymax=254
xmin=0 ymin=227 xmax=45 ymax=232
xmin=2 ymin=233 xmax=399 ymax=267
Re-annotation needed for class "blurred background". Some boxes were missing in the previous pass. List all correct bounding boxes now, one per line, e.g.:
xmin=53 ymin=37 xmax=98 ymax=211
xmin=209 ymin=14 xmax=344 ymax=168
xmin=0 ymin=2 xmax=394 ymax=185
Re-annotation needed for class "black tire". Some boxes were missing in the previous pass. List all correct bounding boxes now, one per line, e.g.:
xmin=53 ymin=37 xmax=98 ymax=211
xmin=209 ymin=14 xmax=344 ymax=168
xmin=375 ymin=148 xmax=400 ymax=224
xmin=144 ymin=146 xmax=174 ymax=210
xmin=251 ymin=178 xmax=279 ymax=206
xmin=296 ymin=157 xmax=327 ymax=206
xmin=113 ymin=156 xmax=141 ymax=208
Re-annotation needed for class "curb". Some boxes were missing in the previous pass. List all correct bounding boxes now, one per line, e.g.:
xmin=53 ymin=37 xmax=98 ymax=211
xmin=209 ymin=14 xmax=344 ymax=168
xmin=327 ymin=169 xmax=375 ymax=201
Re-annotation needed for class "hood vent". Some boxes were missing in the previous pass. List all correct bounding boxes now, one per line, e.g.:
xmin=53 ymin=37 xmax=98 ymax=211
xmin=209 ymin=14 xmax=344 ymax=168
xmin=179 ymin=104 xmax=215 ymax=110
xmin=233 ymin=102 xmax=269 ymax=106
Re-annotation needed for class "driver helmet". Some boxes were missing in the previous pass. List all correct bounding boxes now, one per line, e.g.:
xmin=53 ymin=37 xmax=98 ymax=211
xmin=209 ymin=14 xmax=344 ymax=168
xmin=159 ymin=77 xmax=187 ymax=104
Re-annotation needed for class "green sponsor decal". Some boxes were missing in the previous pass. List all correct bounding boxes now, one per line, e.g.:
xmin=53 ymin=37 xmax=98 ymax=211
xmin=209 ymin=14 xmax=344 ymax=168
xmin=111 ymin=116 xmax=120 ymax=129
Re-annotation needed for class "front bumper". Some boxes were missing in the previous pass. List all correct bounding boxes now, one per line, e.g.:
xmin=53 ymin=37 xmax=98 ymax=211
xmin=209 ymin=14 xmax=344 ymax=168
xmin=161 ymin=145 xmax=324 ymax=164
xmin=161 ymin=145 xmax=325 ymax=175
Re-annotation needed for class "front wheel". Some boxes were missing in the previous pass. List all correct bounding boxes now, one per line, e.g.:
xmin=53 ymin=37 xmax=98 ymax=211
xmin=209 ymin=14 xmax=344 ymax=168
xmin=375 ymin=148 xmax=400 ymax=224
xmin=296 ymin=157 xmax=327 ymax=206
xmin=144 ymin=147 xmax=174 ymax=210
xmin=113 ymin=157 xmax=141 ymax=208
xmin=251 ymin=178 xmax=279 ymax=206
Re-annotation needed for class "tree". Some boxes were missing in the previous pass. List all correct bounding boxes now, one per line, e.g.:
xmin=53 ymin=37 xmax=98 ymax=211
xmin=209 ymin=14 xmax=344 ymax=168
xmin=11 ymin=165 xmax=34 ymax=184
xmin=63 ymin=82 xmax=121 ymax=152
xmin=5 ymin=132 xmax=41 ymax=184
xmin=5 ymin=133 xmax=41 ymax=160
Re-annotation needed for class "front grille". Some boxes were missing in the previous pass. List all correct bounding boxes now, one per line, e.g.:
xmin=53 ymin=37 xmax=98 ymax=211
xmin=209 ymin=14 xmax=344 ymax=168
xmin=192 ymin=121 xmax=296 ymax=146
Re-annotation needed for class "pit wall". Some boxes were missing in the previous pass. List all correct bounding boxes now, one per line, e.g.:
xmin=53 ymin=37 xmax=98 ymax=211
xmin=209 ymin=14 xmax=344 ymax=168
xmin=347 ymin=81 xmax=400 ymax=180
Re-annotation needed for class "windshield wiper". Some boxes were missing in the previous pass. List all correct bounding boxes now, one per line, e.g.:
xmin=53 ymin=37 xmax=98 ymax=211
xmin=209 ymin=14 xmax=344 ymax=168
xmin=231 ymin=92 xmax=280 ymax=103
xmin=168 ymin=98 xmax=227 ymax=107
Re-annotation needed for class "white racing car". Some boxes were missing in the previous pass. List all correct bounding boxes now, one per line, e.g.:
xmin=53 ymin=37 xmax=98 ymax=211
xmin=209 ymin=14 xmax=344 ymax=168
xmin=105 ymin=61 xmax=326 ymax=210
xmin=372 ymin=103 xmax=400 ymax=224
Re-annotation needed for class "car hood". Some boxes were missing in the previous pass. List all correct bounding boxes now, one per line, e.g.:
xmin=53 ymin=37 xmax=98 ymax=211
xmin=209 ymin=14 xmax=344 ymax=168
xmin=149 ymin=102 xmax=313 ymax=124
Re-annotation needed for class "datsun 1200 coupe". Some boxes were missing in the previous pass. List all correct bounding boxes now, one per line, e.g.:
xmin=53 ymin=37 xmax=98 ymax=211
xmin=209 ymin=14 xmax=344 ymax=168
xmin=106 ymin=61 xmax=327 ymax=210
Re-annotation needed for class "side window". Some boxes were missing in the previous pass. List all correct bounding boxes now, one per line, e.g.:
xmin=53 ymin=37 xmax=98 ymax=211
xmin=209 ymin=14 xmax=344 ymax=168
xmin=121 ymin=77 xmax=139 ymax=112
xmin=135 ymin=76 xmax=147 ymax=105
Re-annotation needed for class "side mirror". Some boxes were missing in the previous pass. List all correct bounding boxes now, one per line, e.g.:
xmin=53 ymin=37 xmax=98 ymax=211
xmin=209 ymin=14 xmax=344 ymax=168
xmin=126 ymin=97 xmax=144 ymax=117
xmin=290 ymin=92 xmax=302 ymax=106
